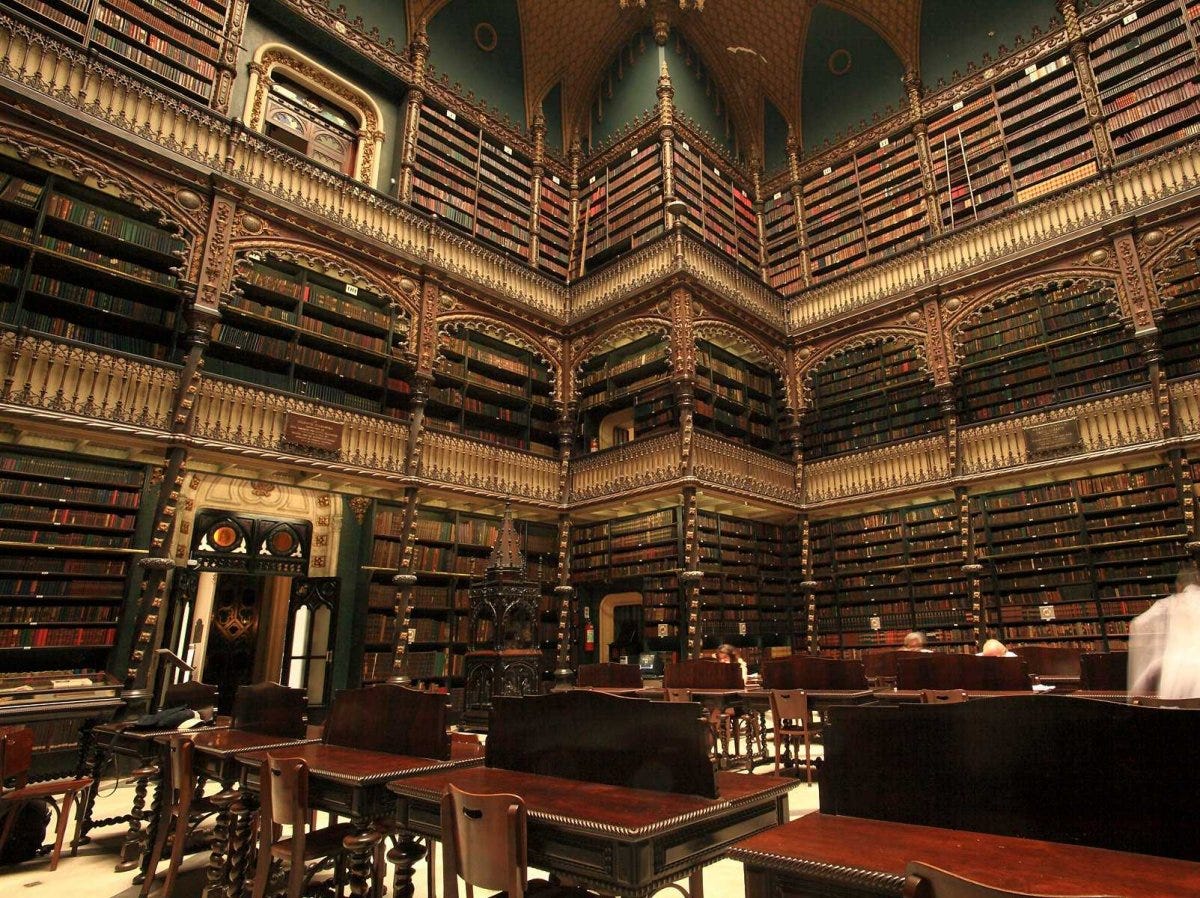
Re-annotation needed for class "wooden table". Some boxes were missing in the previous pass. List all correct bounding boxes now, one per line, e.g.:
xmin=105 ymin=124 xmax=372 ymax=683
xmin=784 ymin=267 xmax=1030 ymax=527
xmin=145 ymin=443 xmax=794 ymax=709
xmin=182 ymin=728 xmax=318 ymax=898
xmin=731 ymin=812 xmax=1200 ymax=898
xmin=238 ymin=740 xmax=483 ymax=898
xmin=390 ymin=765 xmax=797 ymax=898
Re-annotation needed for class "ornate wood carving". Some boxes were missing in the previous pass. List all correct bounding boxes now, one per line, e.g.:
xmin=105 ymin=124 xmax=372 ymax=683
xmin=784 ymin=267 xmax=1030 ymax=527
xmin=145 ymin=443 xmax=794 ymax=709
xmin=1108 ymin=229 xmax=1158 ymax=332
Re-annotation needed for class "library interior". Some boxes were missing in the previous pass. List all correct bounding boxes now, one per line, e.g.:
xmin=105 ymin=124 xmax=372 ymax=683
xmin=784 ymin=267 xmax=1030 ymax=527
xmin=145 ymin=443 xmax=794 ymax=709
xmin=0 ymin=0 xmax=1198 ymax=896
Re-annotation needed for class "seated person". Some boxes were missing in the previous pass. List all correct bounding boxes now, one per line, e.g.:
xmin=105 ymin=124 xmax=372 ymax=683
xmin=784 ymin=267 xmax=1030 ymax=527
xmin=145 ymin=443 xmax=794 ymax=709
xmin=902 ymin=631 xmax=931 ymax=652
xmin=716 ymin=643 xmax=750 ymax=684
xmin=977 ymin=638 xmax=1016 ymax=657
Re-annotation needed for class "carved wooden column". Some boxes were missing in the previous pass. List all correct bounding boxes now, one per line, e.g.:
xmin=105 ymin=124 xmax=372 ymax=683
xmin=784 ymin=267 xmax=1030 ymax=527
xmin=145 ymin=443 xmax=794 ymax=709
xmin=567 ymin=140 xmax=582 ymax=282
xmin=785 ymin=133 xmax=813 ymax=289
xmin=529 ymin=113 xmax=546 ymax=268
xmin=905 ymin=70 xmax=943 ymax=238
xmin=669 ymin=286 xmax=697 ymax=476
xmin=680 ymin=486 xmax=703 ymax=659
xmin=958 ymin=487 xmax=985 ymax=649
xmin=552 ymin=509 xmax=575 ymax=684
xmin=397 ymin=22 xmax=430 ymax=203
xmin=656 ymin=51 xmax=678 ymax=230
xmin=124 ymin=187 xmax=238 ymax=703
xmin=920 ymin=292 xmax=958 ymax=474
xmin=752 ymin=165 xmax=768 ymax=280
xmin=212 ymin=0 xmax=250 ymax=115
xmin=1059 ymin=0 xmax=1116 ymax=174
xmin=407 ymin=278 xmax=441 ymax=476
xmin=387 ymin=486 xmax=422 ymax=685
xmin=1177 ymin=450 xmax=1200 ymax=561
xmin=796 ymin=514 xmax=819 ymax=655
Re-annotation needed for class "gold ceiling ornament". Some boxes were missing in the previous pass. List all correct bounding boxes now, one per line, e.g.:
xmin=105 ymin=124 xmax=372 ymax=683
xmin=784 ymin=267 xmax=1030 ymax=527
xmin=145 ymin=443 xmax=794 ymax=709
xmin=618 ymin=0 xmax=705 ymax=10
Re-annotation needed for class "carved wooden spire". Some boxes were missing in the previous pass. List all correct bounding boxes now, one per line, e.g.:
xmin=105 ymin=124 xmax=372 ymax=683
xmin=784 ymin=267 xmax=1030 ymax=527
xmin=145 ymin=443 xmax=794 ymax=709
xmin=487 ymin=500 xmax=526 ymax=575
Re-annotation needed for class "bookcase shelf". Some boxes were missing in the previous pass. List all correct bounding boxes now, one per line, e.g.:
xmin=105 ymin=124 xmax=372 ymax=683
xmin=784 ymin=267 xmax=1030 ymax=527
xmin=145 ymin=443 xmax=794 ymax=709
xmin=971 ymin=464 xmax=1189 ymax=650
xmin=427 ymin=328 xmax=556 ymax=456
xmin=1089 ymin=0 xmax=1200 ymax=161
xmin=1159 ymin=240 xmax=1200 ymax=380
xmin=366 ymin=503 xmax=557 ymax=690
xmin=927 ymin=90 xmax=1013 ymax=229
xmin=693 ymin=339 xmax=785 ymax=454
xmin=570 ymin=508 xmax=680 ymax=584
xmin=578 ymin=140 xmax=664 ymax=274
xmin=695 ymin=512 xmax=798 ymax=648
xmin=811 ymin=499 xmax=970 ymax=654
xmin=537 ymin=173 xmax=571 ymax=280
xmin=956 ymin=279 xmax=1147 ymax=425
xmin=0 ymin=447 xmax=144 ymax=673
xmin=672 ymin=138 xmax=759 ymax=272
xmin=7 ymin=0 xmax=228 ymax=104
xmin=221 ymin=256 xmax=412 ymax=418
xmin=801 ymin=339 xmax=942 ymax=460
xmin=0 ymin=156 xmax=186 ymax=361
xmin=576 ymin=332 xmax=673 ymax=451
xmin=762 ymin=188 xmax=803 ymax=298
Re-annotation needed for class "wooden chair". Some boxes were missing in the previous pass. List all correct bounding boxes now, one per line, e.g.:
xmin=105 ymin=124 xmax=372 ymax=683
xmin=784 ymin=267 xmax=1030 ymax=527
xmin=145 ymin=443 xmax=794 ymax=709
xmin=0 ymin=727 xmax=92 ymax=871
xmin=250 ymin=754 xmax=363 ymax=898
xmin=1079 ymin=652 xmax=1127 ymax=691
xmin=768 ymin=689 xmax=822 ymax=784
xmin=575 ymin=662 xmax=642 ymax=688
xmin=921 ymin=689 xmax=968 ymax=704
xmin=140 ymin=734 xmax=222 ymax=896
xmin=440 ymin=784 xmax=596 ymax=898
xmin=902 ymin=861 xmax=1120 ymax=898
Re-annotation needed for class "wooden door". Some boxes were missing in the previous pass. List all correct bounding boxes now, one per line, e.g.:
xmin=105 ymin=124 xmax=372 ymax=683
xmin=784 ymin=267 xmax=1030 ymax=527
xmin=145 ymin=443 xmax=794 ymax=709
xmin=282 ymin=577 xmax=340 ymax=708
xmin=205 ymin=574 xmax=262 ymax=715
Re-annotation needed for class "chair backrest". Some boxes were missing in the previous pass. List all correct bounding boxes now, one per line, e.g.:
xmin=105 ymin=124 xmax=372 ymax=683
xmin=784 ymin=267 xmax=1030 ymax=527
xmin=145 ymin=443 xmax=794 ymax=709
xmin=0 ymin=727 xmax=33 ymax=790
xmin=230 ymin=682 xmax=307 ymax=738
xmin=663 ymin=659 xmax=743 ymax=689
xmin=163 ymin=681 xmax=218 ymax=717
xmin=1011 ymin=646 xmax=1082 ymax=680
xmin=902 ymin=861 xmax=1120 ymax=898
xmin=264 ymin=754 xmax=310 ymax=830
xmin=863 ymin=649 xmax=902 ymax=684
xmin=164 ymin=733 xmax=196 ymax=809
xmin=769 ymin=689 xmax=813 ymax=727
xmin=920 ymin=689 xmax=968 ymax=704
xmin=1079 ymin=652 xmax=1127 ymax=691
xmin=576 ymin=662 xmax=643 ymax=688
xmin=323 ymin=684 xmax=449 ymax=758
xmin=440 ymin=784 xmax=527 ymax=898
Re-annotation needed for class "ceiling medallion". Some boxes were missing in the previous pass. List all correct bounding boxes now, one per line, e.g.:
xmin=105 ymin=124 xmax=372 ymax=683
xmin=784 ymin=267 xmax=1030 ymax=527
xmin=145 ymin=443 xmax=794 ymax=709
xmin=474 ymin=22 xmax=497 ymax=52
xmin=828 ymin=49 xmax=853 ymax=77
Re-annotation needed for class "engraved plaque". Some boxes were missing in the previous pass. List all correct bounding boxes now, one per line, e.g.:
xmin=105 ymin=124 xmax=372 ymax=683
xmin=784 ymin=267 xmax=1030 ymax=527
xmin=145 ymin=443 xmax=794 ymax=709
xmin=1023 ymin=418 xmax=1082 ymax=459
xmin=283 ymin=413 xmax=343 ymax=452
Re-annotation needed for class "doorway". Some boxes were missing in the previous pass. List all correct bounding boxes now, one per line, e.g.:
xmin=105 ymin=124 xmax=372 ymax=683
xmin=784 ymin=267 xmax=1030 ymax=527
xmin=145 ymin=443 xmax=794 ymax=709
xmin=204 ymin=574 xmax=264 ymax=716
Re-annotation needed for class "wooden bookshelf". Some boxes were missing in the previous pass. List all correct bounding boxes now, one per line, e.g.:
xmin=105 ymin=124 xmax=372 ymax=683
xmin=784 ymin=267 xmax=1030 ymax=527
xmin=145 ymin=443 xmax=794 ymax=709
xmin=537 ymin=172 xmax=571 ymax=280
xmin=956 ymin=279 xmax=1147 ymax=425
xmin=801 ymin=153 xmax=866 ymax=280
xmin=411 ymin=102 xmax=534 ymax=260
xmin=0 ymin=156 xmax=185 ymax=361
xmin=762 ymin=188 xmax=804 ymax=298
xmin=927 ymin=89 xmax=1014 ymax=229
xmin=576 ymin=332 xmax=672 ymax=451
xmin=570 ymin=508 xmax=680 ymax=584
xmin=1158 ymin=240 xmax=1200 ymax=380
xmin=855 ymin=131 xmax=927 ymax=261
xmin=1089 ymin=0 xmax=1200 ymax=161
xmin=801 ymin=339 xmax=942 ymax=460
xmin=640 ymin=572 xmax=682 ymax=654
xmin=696 ymin=512 xmax=797 ymax=652
xmin=972 ymin=464 xmax=1188 ymax=650
xmin=221 ymin=256 xmax=412 ymax=418
xmin=426 ymin=328 xmax=556 ymax=456
xmin=579 ymin=139 xmax=663 ymax=273
xmin=6 ymin=0 xmax=228 ymax=105
xmin=671 ymin=138 xmax=759 ymax=271
xmin=810 ymin=500 xmax=970 ymax=655
xmin=693 ymin=339 xmax=784 ymax=453
xmin=368 ymin=504 xmax=555 ymax=689
xmin=0 ymin=447 xmax=145 ymax=676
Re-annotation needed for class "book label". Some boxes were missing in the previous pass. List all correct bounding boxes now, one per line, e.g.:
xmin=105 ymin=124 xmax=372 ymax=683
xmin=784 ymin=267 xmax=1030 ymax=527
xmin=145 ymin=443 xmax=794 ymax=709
xmin=658 ymin=624 xmax=669 ymax=638
xmin=869 ymin=615 xmax=882 ymax=631
xmin=737 ymin=622 xmax=747 ymax=635
xmin=1039 ymin=605 xmax=1057 ymax=621
xmin=344 ymin=284 xmax=358 ymax=296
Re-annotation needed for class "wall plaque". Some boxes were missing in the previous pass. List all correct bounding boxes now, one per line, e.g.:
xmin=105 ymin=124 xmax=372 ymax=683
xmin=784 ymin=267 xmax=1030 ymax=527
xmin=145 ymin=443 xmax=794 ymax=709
xmin=283 ymin=413 xmax=343 ymax=452
xmin=1023 ymin=418 xmax=1082 ymax=458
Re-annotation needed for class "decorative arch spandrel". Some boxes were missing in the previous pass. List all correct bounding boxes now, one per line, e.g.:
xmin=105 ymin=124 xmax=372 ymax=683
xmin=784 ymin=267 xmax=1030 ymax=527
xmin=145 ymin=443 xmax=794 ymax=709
xmin=797 ymin=327 xmax=931 ymax=409
xmin=435 ymin=313 xmax=561 ymax=400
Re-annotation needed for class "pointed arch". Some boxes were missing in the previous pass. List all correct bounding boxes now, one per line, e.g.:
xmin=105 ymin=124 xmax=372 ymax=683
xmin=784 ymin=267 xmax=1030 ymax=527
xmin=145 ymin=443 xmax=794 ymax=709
xmin=436 ymin=313 xmax=560 ymax=397
xmin=799 ymin=328 xmax=930 ymax=408
xmin=572 ymin=317 xmax=673 ymax=380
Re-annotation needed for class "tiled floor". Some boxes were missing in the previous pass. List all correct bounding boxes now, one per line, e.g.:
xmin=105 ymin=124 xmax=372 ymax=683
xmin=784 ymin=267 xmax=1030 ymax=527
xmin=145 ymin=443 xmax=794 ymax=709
xmin=0 ymin=764 xmax=821 ymax=898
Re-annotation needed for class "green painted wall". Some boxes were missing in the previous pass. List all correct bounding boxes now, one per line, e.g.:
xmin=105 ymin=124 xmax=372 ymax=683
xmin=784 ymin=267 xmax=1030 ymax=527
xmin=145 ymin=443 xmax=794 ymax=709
xmin=592 ymin=33 xmax=659 ymax=148
xmin=763 ymin=98 xmax=790 ymax=176
xmin=541 ymin=82 xmax=565 ymax=155
xmin=801 ymin=3 xmax=905 ymax=154
xmin=340 ymin=0 xmax=407 ymax=50
xmin=668 ymin=40 xmax=734 ymax=153
xmin=920 ymin=0 xmax=1059 ymax=89
xmin=427 ymin=0 xmax=527 ymax=128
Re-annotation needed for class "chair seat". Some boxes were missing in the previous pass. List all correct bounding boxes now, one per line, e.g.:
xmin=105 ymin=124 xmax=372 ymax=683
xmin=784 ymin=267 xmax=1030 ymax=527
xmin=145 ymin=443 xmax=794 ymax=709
xmin=2 ymin=776 xmax=92 ymax=802
xmin=270 ymin=821 xmax=358 ymax=862
xmin=776 ymin=724 xmax=820 ymax=738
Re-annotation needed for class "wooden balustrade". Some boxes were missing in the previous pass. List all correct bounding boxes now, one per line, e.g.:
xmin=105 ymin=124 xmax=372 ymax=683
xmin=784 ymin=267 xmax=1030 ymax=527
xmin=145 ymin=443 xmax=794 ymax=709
xmin=419 ymin=429 xmax=558 ymax=502
xmin=803 ymin=435 xmax=950 ymax=503
xmin=691 ymin=432 xmax=797 ymax=503
xmin=192 ymin=375 xmax=409 ymax=474
xmin=569 ymin=433 xmax=681 ymax=501
xmin=1169 ymin=377 xmax=1200 ymax=436
xmin=0 ymin=330 xmax=178 ymax=430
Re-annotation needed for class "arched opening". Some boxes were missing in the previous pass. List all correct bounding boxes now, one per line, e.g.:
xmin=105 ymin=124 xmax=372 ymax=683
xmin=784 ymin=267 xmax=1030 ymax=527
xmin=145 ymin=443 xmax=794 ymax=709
xmin=599 ymin=591 xmax=643 ymax=662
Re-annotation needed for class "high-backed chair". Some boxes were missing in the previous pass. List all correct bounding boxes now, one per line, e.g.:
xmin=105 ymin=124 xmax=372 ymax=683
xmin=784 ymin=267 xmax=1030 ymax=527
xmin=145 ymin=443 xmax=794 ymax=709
xmin=863 ymin=649 xmax=902 ymax=687
xmin=920 ymin=689 xmax=968 ymax=704
xmin=140 ymin=734 xmax=221 ymax=896
xmin=230 ymin=682 xmax=307 ymax=738
xmin=250 ymin=753 xmax=363 ymax=898
xmin=0 ymin=727 xmax=92 ymax=871
xmin=162 ymin=680 xmax=218 ymax=718
xmin=768 ymin=689 xmax=822 ymax=784
xmin=1079 ymin=652 xmax=1128 ymax=691
xmin=575 ymin=662 xmax=643 ymax=689
xmin=902 ymin=861 xmax=1119 ymax=898
xmin=440 ymin=784 xmax=596 ymax=898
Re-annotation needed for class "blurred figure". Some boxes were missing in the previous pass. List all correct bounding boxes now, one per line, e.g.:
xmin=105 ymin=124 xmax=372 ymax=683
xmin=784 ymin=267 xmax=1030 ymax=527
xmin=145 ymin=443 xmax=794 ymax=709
xmin=716 ymin=643 xmax=749 ymax=683
xmin=1129 ymin=563 xmax=1200 ymax=699
xmin=902 ymin=631 xmax=928 ymax=651
xmin=978 ymin=638 xmax=1015 ymax=657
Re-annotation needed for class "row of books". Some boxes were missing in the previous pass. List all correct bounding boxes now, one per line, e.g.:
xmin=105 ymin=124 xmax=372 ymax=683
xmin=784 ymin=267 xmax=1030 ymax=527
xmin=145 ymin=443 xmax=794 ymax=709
xmin=0 ymin=603 xmax=118 ymax=623
xmin=0 ymin=626 xmax=116 ymax=647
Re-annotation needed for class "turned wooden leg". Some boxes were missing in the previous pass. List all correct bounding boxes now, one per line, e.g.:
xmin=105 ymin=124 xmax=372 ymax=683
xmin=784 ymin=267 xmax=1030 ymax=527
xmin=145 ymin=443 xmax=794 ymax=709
xmin=134 ymin=771 xmax=167 ymax=885
xmin=203 ymin=787 xmax=238 ymax=898
xmin=225 ymin=795 xmax=255 ymax=898
xmin=116 ymin=763 xmax=155 ymax=873
xmin=78 ymin=741 xmax=111 ymax=842
xmin=387 ymin=832 xmax=426 ymax=898
xmin=344 ymin=828 xmax=383 ymax=898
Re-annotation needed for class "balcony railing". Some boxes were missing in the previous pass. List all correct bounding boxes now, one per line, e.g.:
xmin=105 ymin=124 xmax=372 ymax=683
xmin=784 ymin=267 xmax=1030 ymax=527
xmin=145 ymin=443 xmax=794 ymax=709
xmin=691 ymin=432 xmax=797 ymax=503
xmin=803 ymin=435 xmax=951 ymax=503
xmin=569 ymin=433 xmax=681 ymax=502
xmin=419 ymin=428 xmax=558 ymax=502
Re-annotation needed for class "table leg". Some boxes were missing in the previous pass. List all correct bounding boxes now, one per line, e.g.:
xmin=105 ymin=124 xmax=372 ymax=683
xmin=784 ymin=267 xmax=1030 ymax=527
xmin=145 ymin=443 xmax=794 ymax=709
xmin=78 ymin=740 xmax=113 ymax=842
xmin=203 ymin=787 xmax=238 ymax=898
xmin=343 ymin=828 xmax=383 ymax=898
xmin=115 ymin=763 xmax=154 ymax=873
xmin=387 ymin=832 xmax=426 ymax=898
xmin=225 ymin=794 xmax=254 ymax=898
xmin=689 ymin=869 xmax=705 ymax=898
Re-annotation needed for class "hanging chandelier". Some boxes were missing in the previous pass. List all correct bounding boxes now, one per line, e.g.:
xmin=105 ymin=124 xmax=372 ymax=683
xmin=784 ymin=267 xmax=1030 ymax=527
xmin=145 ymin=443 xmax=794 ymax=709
xmin=619 ymin=0 xmax=705 ymax=10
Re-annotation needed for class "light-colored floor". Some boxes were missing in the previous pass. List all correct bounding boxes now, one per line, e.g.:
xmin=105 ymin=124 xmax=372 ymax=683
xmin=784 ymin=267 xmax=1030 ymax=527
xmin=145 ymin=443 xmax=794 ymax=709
xmin=0 ymin=759 xmax=821 ymax=898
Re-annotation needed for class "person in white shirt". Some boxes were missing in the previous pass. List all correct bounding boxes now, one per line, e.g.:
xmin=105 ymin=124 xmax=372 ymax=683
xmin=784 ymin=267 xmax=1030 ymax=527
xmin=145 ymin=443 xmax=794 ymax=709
xmin=1128 ymin=564 xmax=1200 ymax=700
xmin=977 ymin=638 xmax=1016 ymax=657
